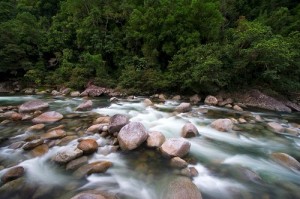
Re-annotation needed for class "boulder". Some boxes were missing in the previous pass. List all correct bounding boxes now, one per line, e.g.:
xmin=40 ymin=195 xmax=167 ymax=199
xmin=66 ymin=156 xmax=88 ymax=171
xmin=233 ymin=89 xmax=291 ymax=112
xmin=117 ymin=122 xmax=148 ymax=150
xmin=108 ymin=114 xmax=129 ymax=133
xmin=19 ymin=100 xmax=49 ymax=113
xmin=146 ymin=131 xmax=166 ymax=148
xmin=211 ymin=119 xmax=233 ymax=132
xmin=75 ymin=100 xmax=93 ymax=111
xmin=271 ymin=152 xmax=300 ymax=171
xmin=175 ymin=103 xmax=192 ymax=113
xmin=22 ymin=139 xmax=44 ymax=150
xmin=170 ymin=157 xmax=188 ymax=168
xmin=70 ymin=193 xmax=106 ymax=199
xmin=27 ymin=124 xmax=45 ymax=131
xmin=143 ymin=98 xmax=153 ymax=106
xmin=160 ymin=138 xmax=191 ymax=158
xmin=80 ymin=85 xmax=106 ymax=97
xmin=159 ymin=94 xmax=167 ymax=101
xmin=41 ymin=129 xmax=66 ymax=139
xmin=204 ymin=95 xmax=218 ymax=105
xmin=190 ymin=94 xmax=201 ymax=104
xmin=267 ymin=122 xmax=285 ymax=133
xmin=163 ymin=176 xmax=202 ymax=199
xmin=181 ymin=123 xmax=199 ymax=138
xmin=73 ymin=161 xmax=112 ymax=178
xmin=70 ymin=91 xmax=80 ymax=97
xmin=32 ymin=111 xmax=63 ymax=123
xmin=52 ymin=147 xmax=83 ymax=164
xmin=1 ymin=166 xmax=25 ymax=184
xmin=77 ymin=139 xmax=98 ymax=154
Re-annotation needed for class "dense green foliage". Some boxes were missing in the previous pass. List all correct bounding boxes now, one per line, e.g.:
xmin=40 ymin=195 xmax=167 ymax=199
xmin=0 ymin=0 xmax=299 ymax=94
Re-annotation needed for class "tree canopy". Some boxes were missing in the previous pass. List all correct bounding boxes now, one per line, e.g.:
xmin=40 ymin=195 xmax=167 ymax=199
xmin=0 ymin=0 xmax=299 ymax=94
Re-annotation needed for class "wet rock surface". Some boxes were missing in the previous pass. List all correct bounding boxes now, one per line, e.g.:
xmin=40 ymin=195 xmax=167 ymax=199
xmin=19 ymin=100 xmax=49 ymax=113
xmin=1 ymin=166 xmax=25 ymax=184
xmin=108 ymin=114 xmax=129 ymax=133
xmin=211 ymin=119 xmax=233 ymax=132
xmin=160 ymin=138 xmax=191 ymax=158
xmin=32 ymin=111 xmax=63 ymax=123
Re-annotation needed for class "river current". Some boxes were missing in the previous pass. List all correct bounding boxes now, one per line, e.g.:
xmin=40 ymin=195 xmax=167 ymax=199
xmin=0 ymin=94 xmax=299 ymax=199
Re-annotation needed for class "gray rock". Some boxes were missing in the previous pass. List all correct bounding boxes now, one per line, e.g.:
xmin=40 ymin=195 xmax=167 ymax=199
xmin=204 ymin=95 xmax=218 ymax=105
xmin=181 ymin=123 xmax=199 ymax=138
xmin=163 ymin=176 xmax=202 ymax=199
xmin=146 ymin=131 xmax=166 ymax=148
xmin=160 ymin=138 xmax=191 ymax=158
xmin=218 ymin=98 xmax=233 ymax=106
xmin=211 ymin=119 xmax=233 ymax=132
xmin=32 ymin=111 xmax=63 ymax=123
xmin=175 ymin=103 xmax=192 ymax=113
xmin=19 ymin=100 xmax=49 ymax=113
xmin=52 ymin=147 xmax=83 ymax=164
xmin=80 ymin=85 xmax=106 ymax=97
xmin=118 ymin=122 xmax=148 ymax=150
xmin=108 ymin=114 xmax=129 ymax=133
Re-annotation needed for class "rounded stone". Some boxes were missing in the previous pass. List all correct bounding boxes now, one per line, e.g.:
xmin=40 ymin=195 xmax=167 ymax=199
xmin=32 ymin=111 xmax=63 ymax=123
xmin=160 ymin=138 xmax=191 ymax=158
xmin=19 ymin=100 xmax=49 ymax=113
xmin=77 ymin=139 xmax=98 ymax=154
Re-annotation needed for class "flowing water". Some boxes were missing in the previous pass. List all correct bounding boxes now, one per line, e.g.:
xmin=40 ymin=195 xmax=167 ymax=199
xmin=0 ymin=95 xmax=300 ymax=199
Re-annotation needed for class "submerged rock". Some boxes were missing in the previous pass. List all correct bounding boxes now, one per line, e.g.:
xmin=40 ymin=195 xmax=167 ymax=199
xmin=75 ymin=100 xmax=93 ymax=111
xmin=27 ymin=124 xmax=45 ymax=131
xmin=163 ymin=176 xmax=202 ymax=199
xmin=19 ymin=100 xmax=49 ymax=113
xmin=181 ymin=123 xmax=199 ymax=138
xmin=66 ymin=156 xmax=88 ymax=171
xmin=77 ymin=139 xmax=98 ymax=154
xmin=73 ymin=161 xmax=112 ymax=178
xmin=170 ymin=157 xmax=188 ymax=169
xmin=146 ymin=131 xmax=166 ymax=148
xmin=108 ymin=114 xmax=129 ymax=134
xmin=233 ymin=105 xmax=243 ymax=111
xmin=1 ymin=166 xmax=25 ymax=184
xmin=271 ymin=152 xmax=300 ymax=171
xmin=160 ymin=138 xmax=191 ymax=158
xmin=211 ymin=119 xmax=233 ymax=132
xmin=175 ymin=103 xmax=192 ymax=113
xmin=30 ymin=144 xmax=49 ymax=157
xmin=32 ymin=111 xmax=63 ymax=123
xmin=118 ymin=122 xmax=148 ymax=150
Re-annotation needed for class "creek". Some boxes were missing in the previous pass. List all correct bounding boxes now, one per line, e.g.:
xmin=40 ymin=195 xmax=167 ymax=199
xmin=0 ymin=94 xmax=300 ymax=199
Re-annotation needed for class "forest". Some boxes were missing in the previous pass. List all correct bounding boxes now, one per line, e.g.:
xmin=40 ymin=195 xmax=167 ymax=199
xmin=0 ymin=0 xmax=299 ymax=95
